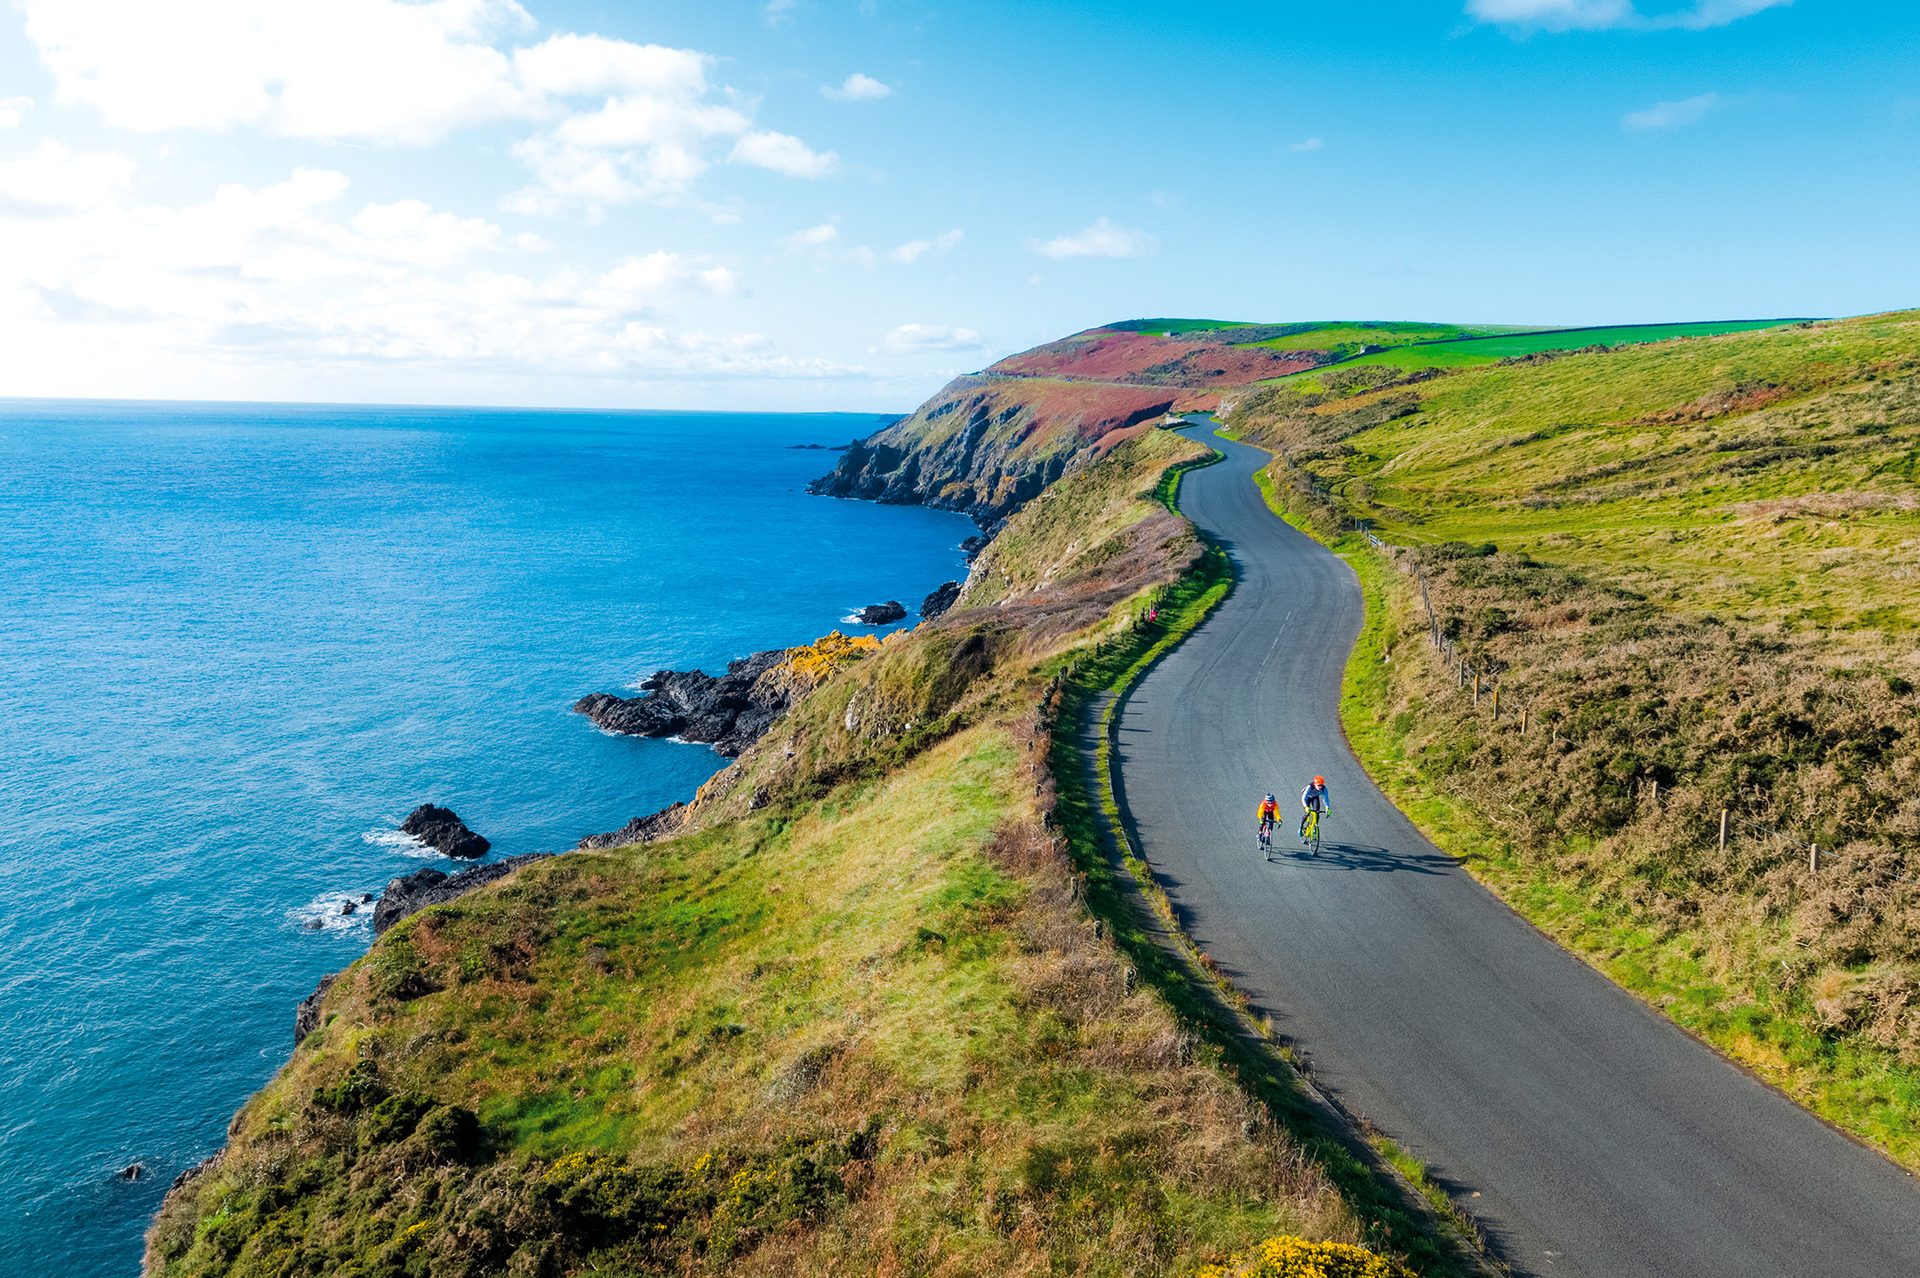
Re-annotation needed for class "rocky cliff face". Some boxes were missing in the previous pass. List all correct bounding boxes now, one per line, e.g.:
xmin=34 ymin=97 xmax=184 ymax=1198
xmin=811 ymin=320 xmax=1335 ymax=532
xmin=810 ymin=374 xmax=1183 ymax=531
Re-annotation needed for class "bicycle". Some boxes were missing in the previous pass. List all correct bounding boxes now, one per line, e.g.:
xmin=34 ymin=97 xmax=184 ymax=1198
xmin=1258 ymin=816 xmax=1275 ymax=861
xmin=1300 ymin=808 xmax=1324 ymax=857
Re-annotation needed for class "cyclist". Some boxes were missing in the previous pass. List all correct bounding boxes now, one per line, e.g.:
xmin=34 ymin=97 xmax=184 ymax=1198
xmin=1257 ymin=793 xmax=1279 ymax=845
xmin=1299 ymin=775 xmax=1331 ymax=841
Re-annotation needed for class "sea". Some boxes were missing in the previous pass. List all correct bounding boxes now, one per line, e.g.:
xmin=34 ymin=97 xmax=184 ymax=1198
xmin=0 ymin=399 xmax=972 ymax=1275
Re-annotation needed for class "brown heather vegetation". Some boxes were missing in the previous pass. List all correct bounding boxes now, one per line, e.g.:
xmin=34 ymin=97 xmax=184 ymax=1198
xmin=1229 ymin=311 xmax=1920 ymax=1160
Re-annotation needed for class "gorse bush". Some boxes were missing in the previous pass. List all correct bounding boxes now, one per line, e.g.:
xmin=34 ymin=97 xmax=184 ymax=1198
xmin=1196 ymin=1235 xmax=1412 ymax=1278
xmin=786 ymin=630 xmax=881 ymax=682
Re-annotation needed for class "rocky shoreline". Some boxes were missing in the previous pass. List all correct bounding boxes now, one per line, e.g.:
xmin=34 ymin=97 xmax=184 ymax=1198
xmin=573 ymin=648 xmax=796 ymax=758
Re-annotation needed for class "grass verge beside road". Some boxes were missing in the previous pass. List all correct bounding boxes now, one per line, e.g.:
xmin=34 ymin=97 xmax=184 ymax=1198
xmin=1243 ymin=399 xmax=1920 ymax=1172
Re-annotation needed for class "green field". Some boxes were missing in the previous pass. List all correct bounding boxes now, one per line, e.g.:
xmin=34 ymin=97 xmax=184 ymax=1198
xmin=1101 ymin=317 xmax=1256 ymax=334
xmin=1278 ymin=319 xmax=1805 ymax=383
xmin=1244 ymin=321 xmax=1523 ymax=352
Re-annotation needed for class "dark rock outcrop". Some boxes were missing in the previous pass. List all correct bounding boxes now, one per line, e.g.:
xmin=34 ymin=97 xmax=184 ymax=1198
xmin=574 ymin=649 xmax=795 ymax=757
xmin=920 ymin=581 xmax=962 ymax=621
xmin=372 ymin=853 xmax=551 ymax=935
xmin=960 ymin=535 xmax=989 ymax=559
xmin=809 ymin=374 xmax=1176 ymax=532
xmin=399 ymin=804 xmax=490 ymax=859
xmin=577 ymin=801 xmax=688 ymax=850
xmin=169 ymin=1153 xmax=218 ymax=1194
xmin=853 ymin=600 xmax=906 ymax=625
xmin=118 ymin=1162 xmax=145 ymax=1182
xmin=295 ymin=972 xmax=339 ymax=1044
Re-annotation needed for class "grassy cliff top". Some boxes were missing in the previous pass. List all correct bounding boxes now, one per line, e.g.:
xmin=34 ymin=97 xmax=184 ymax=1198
xmin=146 ymin=428 xmax=1403 ymax=1278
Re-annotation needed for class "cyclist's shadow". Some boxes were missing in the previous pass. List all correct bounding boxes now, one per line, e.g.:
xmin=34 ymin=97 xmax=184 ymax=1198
xmin=1293 ymin=841 xmax=1455 ymax=874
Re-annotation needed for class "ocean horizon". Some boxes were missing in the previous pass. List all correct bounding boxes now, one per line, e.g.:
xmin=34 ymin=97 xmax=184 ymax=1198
xmin=0 ymin=399 xmax=972 ymax=1275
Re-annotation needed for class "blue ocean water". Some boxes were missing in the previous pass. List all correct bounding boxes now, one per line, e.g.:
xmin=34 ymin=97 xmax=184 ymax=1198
xmin=0 ymin=400 xmax=970 ymax=1275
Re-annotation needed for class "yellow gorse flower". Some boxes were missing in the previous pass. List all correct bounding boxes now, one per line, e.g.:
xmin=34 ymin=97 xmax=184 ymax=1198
xmin=1194 ymin=1235 xmax=1412 ymax=1278
xmin=787 ymin=630 xmax=882 ymax=682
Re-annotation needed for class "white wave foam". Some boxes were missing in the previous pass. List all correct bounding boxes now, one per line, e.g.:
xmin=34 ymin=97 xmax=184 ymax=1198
xmin=289 ymin=890 xmax=375 ymax=937
xmin=361 ymin=827 xmax=439 ymax=859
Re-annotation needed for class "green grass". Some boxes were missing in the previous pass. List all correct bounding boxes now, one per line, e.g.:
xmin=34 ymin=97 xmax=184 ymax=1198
xmin=1101 ymin=318 xmax=1256 ymax=334
xmin=1275 ymin=318 xmax=1804 ymax=385
xmin=1244 ymin=322 xmax=1521 ymax=353
xmin=1230 ymin=311 xmax=1920 ymax=1172
xmin=1330 ymin=529 xmax=1920 ymax=1170
xmin=1297 ymin=313 xmax=1920 ymax=633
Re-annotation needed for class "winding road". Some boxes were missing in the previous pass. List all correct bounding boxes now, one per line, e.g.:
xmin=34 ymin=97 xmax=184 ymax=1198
xmin=1113 ymin=427 xmax=1920 ymax=1277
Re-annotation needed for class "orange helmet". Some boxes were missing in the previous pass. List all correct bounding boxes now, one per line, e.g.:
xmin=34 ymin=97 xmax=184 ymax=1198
xmin=1313 ymin=775 xmax=1325 ymax=786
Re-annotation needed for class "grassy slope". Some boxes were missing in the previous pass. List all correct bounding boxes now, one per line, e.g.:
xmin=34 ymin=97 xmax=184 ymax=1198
xmin=147 ymin=429 xmax=1425 ymax=1278
xmin=1228 ymin=310 xmax=1920 ymax=1167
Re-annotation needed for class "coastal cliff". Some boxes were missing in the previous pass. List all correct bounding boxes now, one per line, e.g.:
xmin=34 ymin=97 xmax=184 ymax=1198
xmin=809 ymin=320 xmax=1343 ymax=530
xmin=144 ymin=416 xmax=1416 ymax=1277
xmin=146 ymin=319 xmax=1483 ymax=1278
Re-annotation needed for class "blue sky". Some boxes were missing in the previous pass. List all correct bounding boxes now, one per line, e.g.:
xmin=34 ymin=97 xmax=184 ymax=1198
xmin=0 ymin=0 xmax=1913 ymax=409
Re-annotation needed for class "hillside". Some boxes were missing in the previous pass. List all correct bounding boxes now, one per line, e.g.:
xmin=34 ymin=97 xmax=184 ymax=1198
xmin=1225 ymin=310 xmax=1920 ymax=1163
xmin=813 ymin=317 xmax=1800 ymax=530
xmin=144 ymin=429 xmax=1439 ymax=1277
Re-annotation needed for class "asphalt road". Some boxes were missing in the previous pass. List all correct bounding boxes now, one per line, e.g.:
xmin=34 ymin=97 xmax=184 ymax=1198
xmin=1112 ymin=428 xmax=1920 ymax=1277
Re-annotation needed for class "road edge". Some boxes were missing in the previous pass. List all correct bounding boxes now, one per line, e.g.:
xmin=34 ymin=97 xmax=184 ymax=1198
xmin=1043 ymin=439 xmax=1502 ymax=1277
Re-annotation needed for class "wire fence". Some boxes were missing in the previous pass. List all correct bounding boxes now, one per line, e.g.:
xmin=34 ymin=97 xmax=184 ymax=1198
xmin=1350 ymin=517 xmax=1830 ymax=872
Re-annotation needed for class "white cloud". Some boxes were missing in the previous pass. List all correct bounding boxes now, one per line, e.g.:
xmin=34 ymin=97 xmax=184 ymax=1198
xmin=879 ymin=323 xmax=982 ymax=354
xmin=19 ymin=0 xmax=536 ymax=143
xmin=1031 ymin=216 xmax=1157 ymax=260
xmin=18 ymin=3 xmax=839 ymax=213
xmin=0 ymin=139 xmax=136 ymax=209
xmin=823 ymin=73 xmax=892 ymax=102
xmin=0 ymin=166 xmax=813 ymax=391
xmin=1467 ymin=0 xmax=1631 ymax=27
xmin=762 ymin=0 xmax=799 ymax=24
xmin=512 ymin=33 xmax=709 ymax=98
xmin=782 ymin=221 xmax=842 ymax=251
xmin=730 ymin=131 xmax=839 ymax=178
xmin=0 ymin=98 xmax=31 ymax=129
xmin=887 ymin=228 xmax=962 ymax=264
xmin=350 ymin=199 xmax=503 ymax=266
xmin=1290 ymin=137 xmax=1324 ymax=152
xmin=1656 ymin=0 xmax=1791 ymax=28
xmin=1622 ymin=91 xmax=1721 ymax=129
xmin=1467 ymin=0 xmax=1789 ymax=30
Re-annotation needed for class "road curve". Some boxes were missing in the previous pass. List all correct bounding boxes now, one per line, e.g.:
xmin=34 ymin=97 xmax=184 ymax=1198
xmin=1114 ymin=427 xmax=1920 ymax=1277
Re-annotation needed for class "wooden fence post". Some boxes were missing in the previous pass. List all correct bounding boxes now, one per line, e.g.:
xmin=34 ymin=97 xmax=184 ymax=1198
xmin=1809 ymin=843 xmax=1819 ymax=874
xmin=1718 ymin=808 xmax=1728 ymax=852
xmin=1491 ymin=685 xmax=1500 ymax=719
xmin=1520 ymin=706 xmax=1529 ymax=735
xmin=1472 ymin=671 xmax=1481 ymax=707
xmin=1650 ymin=778 xmax=1660 ymax=805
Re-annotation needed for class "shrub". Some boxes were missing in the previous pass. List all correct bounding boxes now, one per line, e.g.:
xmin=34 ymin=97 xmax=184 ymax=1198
xmin=1196 ymin=1235 xmax=1412 ymax=1278
xmin=788 ymin=630 xmax=882 ymax=682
